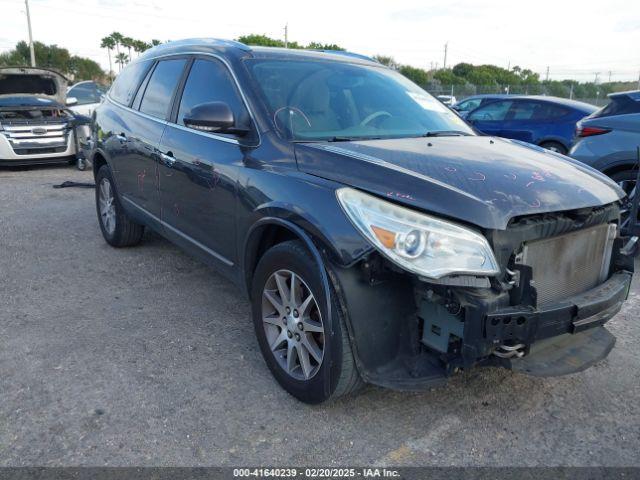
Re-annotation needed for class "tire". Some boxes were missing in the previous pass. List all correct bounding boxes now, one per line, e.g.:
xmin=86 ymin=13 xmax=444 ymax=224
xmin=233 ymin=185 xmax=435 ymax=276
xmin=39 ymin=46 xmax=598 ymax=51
xmin=539 ymin=141 xmax=567 ymax=155
xmin=610 ymin=169 xmax=637 ymax=230
xmin=95 ymin=164 xmax=144 ymax=247
xmin=251 ymin=240 xmax=363 ymax=403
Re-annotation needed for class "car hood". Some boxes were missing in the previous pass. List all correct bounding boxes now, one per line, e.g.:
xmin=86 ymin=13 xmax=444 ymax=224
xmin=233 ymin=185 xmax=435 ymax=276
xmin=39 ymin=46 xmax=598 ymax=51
xmin=0 ymin=67 xmax=68 ymax=105
xmin=294 ymin=136 xmax=624 ymax=230
xmin=0 ymin=95 xmax=63 ymax=109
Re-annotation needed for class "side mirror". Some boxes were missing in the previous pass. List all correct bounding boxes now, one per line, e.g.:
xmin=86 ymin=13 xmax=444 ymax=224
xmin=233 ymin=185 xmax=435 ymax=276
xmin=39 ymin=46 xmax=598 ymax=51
xmin=183 ymin=102 xmax=248 ymax=135
xmin=66 ymin=97 xmax=78 ymax=106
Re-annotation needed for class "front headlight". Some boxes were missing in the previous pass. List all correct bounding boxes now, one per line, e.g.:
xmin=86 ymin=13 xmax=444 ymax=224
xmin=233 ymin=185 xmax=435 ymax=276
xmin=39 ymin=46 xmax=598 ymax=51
xmin=336 ymin=188 xmax=499 ymax=279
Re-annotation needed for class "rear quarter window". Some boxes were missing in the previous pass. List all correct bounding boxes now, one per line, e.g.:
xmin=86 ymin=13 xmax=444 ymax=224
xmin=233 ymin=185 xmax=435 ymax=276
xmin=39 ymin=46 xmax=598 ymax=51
xmin=109 ymin=60 xmax=152 ymax=106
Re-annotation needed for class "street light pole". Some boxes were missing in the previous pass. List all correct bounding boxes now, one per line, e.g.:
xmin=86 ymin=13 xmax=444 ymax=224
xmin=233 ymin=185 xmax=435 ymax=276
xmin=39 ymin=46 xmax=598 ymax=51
xmin=25 ymin=0 xmax=36 ymax=67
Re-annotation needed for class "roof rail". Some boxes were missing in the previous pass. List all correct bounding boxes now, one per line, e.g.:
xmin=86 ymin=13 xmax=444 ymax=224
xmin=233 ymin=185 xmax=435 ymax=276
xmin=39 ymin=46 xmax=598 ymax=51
xmin=314 ymin=50 xmax=379 ymax=63
xmin=153 ymin=38 xmax=252 ymax=52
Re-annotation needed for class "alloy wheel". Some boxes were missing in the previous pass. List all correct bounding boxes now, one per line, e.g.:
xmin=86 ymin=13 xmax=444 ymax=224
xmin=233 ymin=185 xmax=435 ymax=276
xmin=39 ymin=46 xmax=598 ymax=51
xmin=98 ymin=178 xmax=116 ymax=235
xmin=618 ymin=179 xmax=637 ymax=230
xmin=261 ymin=269 xmax=325 ymax=380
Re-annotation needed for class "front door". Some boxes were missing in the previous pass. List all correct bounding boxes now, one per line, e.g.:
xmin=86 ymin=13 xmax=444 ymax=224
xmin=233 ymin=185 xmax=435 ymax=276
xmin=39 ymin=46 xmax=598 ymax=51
xmin=158 ymin=57 xmax=255 ymax=270
xmin=467 ymin=99 xmax=512 ymax=137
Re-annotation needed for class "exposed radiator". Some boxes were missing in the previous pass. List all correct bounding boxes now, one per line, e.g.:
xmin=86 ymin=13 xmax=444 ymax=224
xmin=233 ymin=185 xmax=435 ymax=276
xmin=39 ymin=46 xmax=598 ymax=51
xmin=518 ymin=223 xmax=617 ymax=306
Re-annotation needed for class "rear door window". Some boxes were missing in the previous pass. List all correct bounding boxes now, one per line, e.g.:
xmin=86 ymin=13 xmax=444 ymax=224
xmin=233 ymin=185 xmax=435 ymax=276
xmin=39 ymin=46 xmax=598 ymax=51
xmin=508 ymin=101 xmax=538 ymax=120
xmin=138 ymin=59 xmax=187 ymax=119
xmin=109 ymin=60 xmax=151 ymax=106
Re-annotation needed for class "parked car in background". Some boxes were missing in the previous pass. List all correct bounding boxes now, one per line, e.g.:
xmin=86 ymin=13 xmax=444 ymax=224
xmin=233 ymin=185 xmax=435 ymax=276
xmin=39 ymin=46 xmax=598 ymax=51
xmin=66 ymin=80 xmax=107 ymax=116
xmin=466 ymin=95 xmax=597 ymax=154
xmin=89 ymin=39 xmax=634 ymax=404
xmin=452 ymin=94 xmax=510 ymax=118
xmin=0 ymin=67 xmax=84 ymax=167
xmin=570 ymin=91 xmax=640 ymax=218
xmin=436 ymin=94 xmax=457 ymax=106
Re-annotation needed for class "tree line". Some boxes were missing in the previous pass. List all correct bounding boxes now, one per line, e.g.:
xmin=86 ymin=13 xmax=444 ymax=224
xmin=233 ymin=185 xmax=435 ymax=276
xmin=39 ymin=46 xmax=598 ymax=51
xmin=1 ymin=32 xmax=634 ymax=98
xmin=100 ymin=32 xmax=162 ymax=75
xmin=0 ymin=41 xmax=104 ymax=82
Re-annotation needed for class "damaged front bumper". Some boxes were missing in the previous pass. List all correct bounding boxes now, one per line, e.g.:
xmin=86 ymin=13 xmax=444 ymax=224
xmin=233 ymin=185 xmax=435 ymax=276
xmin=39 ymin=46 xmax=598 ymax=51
xmin=329 ymin=209 xmax=634 ymax=391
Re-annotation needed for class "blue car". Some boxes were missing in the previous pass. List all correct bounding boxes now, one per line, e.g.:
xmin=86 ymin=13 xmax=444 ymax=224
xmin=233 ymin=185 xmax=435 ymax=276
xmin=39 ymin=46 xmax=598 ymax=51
xmin=466 ymin=96 xmax=597 ymax=154
xmin=452 ymin=94 xmax=511 ymax=118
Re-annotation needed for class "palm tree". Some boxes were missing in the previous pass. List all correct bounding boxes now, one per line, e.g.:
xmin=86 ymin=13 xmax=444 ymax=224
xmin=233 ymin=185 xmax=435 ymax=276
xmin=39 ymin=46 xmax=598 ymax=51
xmin=150 ymin=39 xmax=162 ymax=47
xmin=110 ymin=32 xmax=124 ymax=69
xmin=133 ymin=40 xmax=149 ymax=57
xmin=100 ymin=36 xmax=116 ymax=79
xmin=122 ymin=36 xmax=134 ymax=62
xmin=115 ymin=52 xmax=129 ymax=70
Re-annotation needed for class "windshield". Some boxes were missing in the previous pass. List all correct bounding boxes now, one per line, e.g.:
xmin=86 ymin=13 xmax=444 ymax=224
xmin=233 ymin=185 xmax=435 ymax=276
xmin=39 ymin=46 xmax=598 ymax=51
xmin=246 ymin=59 xmax=473 ymax=141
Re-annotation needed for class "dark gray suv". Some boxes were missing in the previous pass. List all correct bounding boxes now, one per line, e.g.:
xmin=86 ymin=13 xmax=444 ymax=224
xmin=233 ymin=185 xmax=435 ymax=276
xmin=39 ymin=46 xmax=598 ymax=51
xmin=88 ymin=39 xmax=635 ymax=403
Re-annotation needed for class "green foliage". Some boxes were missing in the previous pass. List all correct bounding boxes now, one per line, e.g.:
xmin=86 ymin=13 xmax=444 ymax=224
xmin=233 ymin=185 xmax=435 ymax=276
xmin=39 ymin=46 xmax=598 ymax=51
xmin=236 ymin=34 xmax=343 ymax=51
xmin=238 ymin=34 xmax=287 ymax=48
xmin=373 ymin=55 xmax=398 ymax=68
xmin=0 ymin=41 xmax=104 ymax=81
xmin=398 ymin=65 xmax=430 ymax=86
xmin=306 ymin=42 xmax=345 ymax=51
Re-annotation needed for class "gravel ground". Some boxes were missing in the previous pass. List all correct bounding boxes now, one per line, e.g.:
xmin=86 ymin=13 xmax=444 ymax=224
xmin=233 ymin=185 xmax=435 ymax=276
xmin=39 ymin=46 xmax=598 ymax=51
xmin=0 ymin=165 xmax=639 ymax=467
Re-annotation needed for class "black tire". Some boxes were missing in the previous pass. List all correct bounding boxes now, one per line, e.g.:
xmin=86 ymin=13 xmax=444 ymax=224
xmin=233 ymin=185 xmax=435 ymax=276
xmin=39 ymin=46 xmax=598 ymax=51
xmin=251 ymin=240 xmax=363 ymax=403
xmin=539 ymin=141 xmax=567 ymax=155
xmin=610 ymin=169 xmax=637 ymax=229
xmin=95 ymin=164 xmax=144 ymax=247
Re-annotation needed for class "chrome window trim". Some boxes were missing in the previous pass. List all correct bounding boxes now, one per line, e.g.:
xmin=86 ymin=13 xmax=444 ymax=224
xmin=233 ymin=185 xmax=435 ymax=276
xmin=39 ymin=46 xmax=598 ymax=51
xmin=107 ymin=51 xmax=260 ymax=147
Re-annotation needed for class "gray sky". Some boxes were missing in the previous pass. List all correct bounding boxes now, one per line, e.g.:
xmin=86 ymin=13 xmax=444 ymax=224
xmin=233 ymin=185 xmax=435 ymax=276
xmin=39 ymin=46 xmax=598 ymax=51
xmin=1 ymin=0 xmax=639 ymax=82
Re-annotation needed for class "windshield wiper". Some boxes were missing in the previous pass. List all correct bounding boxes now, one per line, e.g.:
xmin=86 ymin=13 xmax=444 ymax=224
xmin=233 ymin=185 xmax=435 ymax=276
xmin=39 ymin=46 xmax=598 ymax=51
xmin=422 ymin=130 xmax=473 ymax=137
xmin=327 ymin=136 xmax=383 ymax=142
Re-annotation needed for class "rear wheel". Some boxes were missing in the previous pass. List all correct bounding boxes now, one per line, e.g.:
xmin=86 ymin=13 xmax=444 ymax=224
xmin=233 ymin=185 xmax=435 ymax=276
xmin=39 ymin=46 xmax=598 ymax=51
xmin=95 ymin=164 xmax=144 ymax=247
xmin=251 ymin=240 xmax=362 ymax=403
xmin=540 ymin=141 xmax=567 ymax=155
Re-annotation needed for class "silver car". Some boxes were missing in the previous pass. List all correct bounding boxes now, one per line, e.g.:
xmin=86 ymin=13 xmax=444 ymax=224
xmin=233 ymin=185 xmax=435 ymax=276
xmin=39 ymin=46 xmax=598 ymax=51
xmin=571 ymin=90 xmax=640 ymax=198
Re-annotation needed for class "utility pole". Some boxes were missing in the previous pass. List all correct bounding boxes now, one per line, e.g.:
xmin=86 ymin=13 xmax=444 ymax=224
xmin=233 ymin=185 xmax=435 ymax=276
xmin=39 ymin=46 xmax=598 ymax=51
xmin=25 ymin=0 xmax=36 ymax=67
xmin=545 ymin=66 xmax=549 ymax=81
xmin=284 ymin=23 xmax=288 ymax=49
xmin=569 ymin=83 xmax=574 ymax=100
xmin=507 ymin=60 xmax=511 ymax=71
xmin=594 ymin=72 xmax=600 ymax=84
xmin=443 ymin=42 xmax=448 ymax=69
xmin=637 ymin=71 xmax=640 ymax=90
xmin=608 ymin=71 xmax=612 ymax=83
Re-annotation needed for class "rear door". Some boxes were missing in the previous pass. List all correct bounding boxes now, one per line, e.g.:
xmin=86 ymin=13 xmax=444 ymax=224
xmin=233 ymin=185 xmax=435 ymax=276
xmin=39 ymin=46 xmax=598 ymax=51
xmin=118 ymin=58 xmax=187 ymax=219
xmin=466 ymin=100 xmax=512 ymax=136
xmin=157 ymin=56 xmax=255 ymax=271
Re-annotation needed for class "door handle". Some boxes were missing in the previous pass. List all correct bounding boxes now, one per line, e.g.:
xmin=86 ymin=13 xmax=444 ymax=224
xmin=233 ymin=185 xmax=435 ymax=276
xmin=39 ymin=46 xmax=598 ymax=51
xmin=160 ymin=151 xmax=176 ymax=167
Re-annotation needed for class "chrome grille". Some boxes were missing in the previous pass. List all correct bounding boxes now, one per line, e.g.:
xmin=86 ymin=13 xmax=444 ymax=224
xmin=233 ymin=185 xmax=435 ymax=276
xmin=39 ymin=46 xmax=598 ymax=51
xmin=518 ymin=223 xmax=616 ymax=306
xmin=1 ymin=123 xmax=69 ymax=154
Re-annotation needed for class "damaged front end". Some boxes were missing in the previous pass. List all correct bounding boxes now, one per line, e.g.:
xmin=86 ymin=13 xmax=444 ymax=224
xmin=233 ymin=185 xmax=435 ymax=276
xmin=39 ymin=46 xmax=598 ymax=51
xmin=330 ymin=202 xmax=634 ymax=390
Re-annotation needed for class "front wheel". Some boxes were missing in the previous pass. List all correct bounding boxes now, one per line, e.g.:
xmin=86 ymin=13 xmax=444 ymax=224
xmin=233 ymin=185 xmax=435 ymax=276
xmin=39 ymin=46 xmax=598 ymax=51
xmin=251 ymin=240 xmax=362 ymax=403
